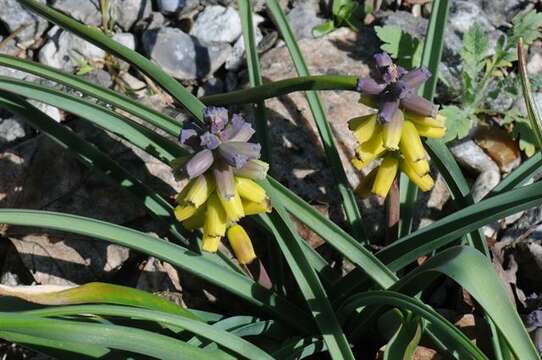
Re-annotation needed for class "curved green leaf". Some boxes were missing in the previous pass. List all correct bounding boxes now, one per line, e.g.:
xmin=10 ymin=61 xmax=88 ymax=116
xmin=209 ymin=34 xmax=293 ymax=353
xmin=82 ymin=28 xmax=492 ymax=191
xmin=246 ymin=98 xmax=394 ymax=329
xmin=0 ymin=313 xmax=229 ymax=360
xmin=23 ymin=305 xmax=273 ymax=360
xmin=0 ymin=209 xmax=313 ymax=332
xmin=0 ymin=54 xmax=182 ymax=136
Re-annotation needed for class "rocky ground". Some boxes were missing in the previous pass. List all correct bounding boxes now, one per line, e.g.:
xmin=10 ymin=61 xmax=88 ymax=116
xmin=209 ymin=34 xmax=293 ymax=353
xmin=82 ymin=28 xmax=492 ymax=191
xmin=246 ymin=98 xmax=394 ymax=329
xmin=2 ymin=0 xmax=542 ymax=358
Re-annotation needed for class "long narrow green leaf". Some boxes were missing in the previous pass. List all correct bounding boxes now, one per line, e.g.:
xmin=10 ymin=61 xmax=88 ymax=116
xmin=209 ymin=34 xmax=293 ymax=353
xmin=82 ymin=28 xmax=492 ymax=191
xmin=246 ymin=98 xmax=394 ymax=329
xmin=18 ymin=0 xmax=205 ymax=119
xmin=347 ymin=247 xmax=538 ymax=359
xmin=378 ymin=180 xmax=542 ymax=271
xmin=491 ymin=153 xmax=542 ymax=194
xmin=265 ymin=0 xmax=367 ymax=243
xmin=269 ymin=177 xmax=397 ymax=289
xmin=202 ymin=75 xmax=358 ymax=105
xmin=262 ymin=182 xmax=355 ymax=360
xmin=0 ymin=282 xmax=198 ymax=320
xmin=0 ymin=54 xmax=182 ymax=136
xmin=0 ymin=76 xmax=183 ymax=162
xmin=0 ymin=313 xmax=229 ymax=360
xmin=23 ymin=305 xmax=273 ymax=360
xmin=339 ymin=290 xmax=488 ymax=360
xmin=0 ymin=331 xmax=109 ymax=358
xmin=0 ymin=209 xmax=313 ymax=332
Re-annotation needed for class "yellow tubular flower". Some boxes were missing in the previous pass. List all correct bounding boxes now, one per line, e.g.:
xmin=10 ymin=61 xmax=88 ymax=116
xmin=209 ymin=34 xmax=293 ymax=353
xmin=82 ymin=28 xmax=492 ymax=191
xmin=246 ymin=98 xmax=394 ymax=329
xmin=349 ymin=114 xmax=378 ymax=144
xmin=219 ymin=190 xmax=245 ymax=222
xmin=235 ymin=177 xmax=267 ymax=203
xmin=227 ymin=224 xmax=256 ymax=264
xmin=354 ymin=131 xmax=386 ymax=169
xmin=242 ymin=198 xmax=271 ymax=215
xmin=382 ymin=110 xmax=404 ymax=150
xmin=399 ymin=121 xmax=426 ymax=163
xmin=409 ymin=158 xmax=430 ymax=176
xmin=202 ymin=194 xmax=227 ymax=253
xmin=183 ymin=175 xmax=215 ymax=208
xmin=355 ymin=167 xmax=378 ymax=198
xmin=182 ymin=205 xmax=206 ymax=230
xmin=405 ymin=112 xmax=446 ymax=128
xmin=174 ymin=204 xmax=197 ymax=221
xmin=414 ymin=123 xmax=447 ymax=139
xmin=372 ymin=156 xmax=399 ymax=198
xmin=401 ymin=160 xmax=434 ymax=192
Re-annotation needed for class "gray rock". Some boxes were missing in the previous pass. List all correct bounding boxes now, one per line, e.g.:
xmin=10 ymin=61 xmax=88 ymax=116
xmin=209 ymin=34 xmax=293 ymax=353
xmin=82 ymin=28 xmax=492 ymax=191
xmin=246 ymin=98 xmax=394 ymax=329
xmin=111 ymin=0 xmax=152 ymax=30
xmin=39 ymin=26 xmax=106 ymax=72
xmin=478 ymin=0 xmax=523 ymax=28
xmin=0 ymin=116 xmax=26 ymax=145
xmin=0 ymin=0 xmax=48 ymax=42
xmin=450 ymin=140 xmax=500 ymax=202
xmin=448 ymin=1 xmax=494 ymax=35
xmin=287 ymin=3 xmax=325 ymax=40
xmin=143 ymin=27 xmax=231 ymax=80
xmin=158 ymin=0 xmax=185 ymax=13
xmin=81 ymin=69 xmax=114 ymax=88
xmin=51 ymin=0 xmax=101 ymax=27
xmin=53 ymin=0 xmax=151 ymax=30
xmin=190 ymin=5 xmax=242 ymax=43
xmin=225 ymin=26 xmax=263 ymax=71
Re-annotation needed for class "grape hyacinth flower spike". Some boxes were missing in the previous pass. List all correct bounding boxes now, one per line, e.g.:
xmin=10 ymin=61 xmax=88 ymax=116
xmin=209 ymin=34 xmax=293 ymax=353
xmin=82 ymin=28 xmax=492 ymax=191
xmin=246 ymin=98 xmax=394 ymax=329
xmin=173 ymin=107 xmax=271 ymax=264
xmin=350 ymin=52 xmax=447 ymax=198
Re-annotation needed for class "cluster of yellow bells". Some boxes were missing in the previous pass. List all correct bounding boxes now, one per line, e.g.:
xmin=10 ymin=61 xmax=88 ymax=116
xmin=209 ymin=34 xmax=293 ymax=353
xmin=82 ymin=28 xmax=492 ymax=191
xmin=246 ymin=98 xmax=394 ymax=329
xmin=350 ymin=96 xmax=447 ymax=198
xmin=174 ymin=168 xmax=271 ymax=264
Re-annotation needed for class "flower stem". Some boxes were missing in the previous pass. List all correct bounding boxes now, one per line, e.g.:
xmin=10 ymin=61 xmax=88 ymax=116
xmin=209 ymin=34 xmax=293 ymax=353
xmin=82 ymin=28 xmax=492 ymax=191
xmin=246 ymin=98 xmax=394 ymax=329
xmin=201 ymin=75 xmax=358 ymax=105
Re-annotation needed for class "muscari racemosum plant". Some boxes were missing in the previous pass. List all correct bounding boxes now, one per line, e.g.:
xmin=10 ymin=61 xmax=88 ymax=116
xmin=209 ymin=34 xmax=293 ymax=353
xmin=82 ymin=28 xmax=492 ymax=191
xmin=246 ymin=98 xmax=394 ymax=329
xmin=0 ymin=0 xmax=541 ymax=359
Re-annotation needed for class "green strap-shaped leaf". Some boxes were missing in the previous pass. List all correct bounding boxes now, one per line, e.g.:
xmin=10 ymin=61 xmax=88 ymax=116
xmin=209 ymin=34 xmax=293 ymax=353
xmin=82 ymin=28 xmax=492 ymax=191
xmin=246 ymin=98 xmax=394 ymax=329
xmin=0 ymin=313 xmax=231 ymax=360
xmin=346 ymin=247 xmax=538 ymax=359
xmin=0 ymin=209 xmax=313 ymax=333
xmin=0 ymin=282 xmax=198 ymax=320
xmin=0 ymin=76 xmax=183 ymax=163
xmin=383 ymin=315 xmax=424 ymax=360
xmin=0 ymin=54 xmax=182 ymax=136
xmin=340 ymin=290 xmax=488 ymax=360
xmin=22 ymin=305 xmax=273 ymax=360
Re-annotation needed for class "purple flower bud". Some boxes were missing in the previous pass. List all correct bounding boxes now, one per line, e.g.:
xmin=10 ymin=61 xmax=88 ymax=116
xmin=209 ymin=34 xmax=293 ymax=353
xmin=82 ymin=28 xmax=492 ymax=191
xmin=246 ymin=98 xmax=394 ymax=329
xmin=221 ymin=114 xmax=255 ymax=142
xmin=233 ymin=159 xmax=269 ymax=180
xmin=218 ymin=142 xmax=261 ymax=169
xmin=200 ymin=132 xmax=221 ymax=150
xmin=213 ymin=161 xmax=236 ymax=200
xmin=400 ymin=68 xmax=431 ymax=89
xmin=203 ymin=106 xmax=229 ymax=133
xmin=185 ymin=149 xmax=214 ymax=179
xmin=400 ymin=93 xmax=438 ymax=117
xmin=356 ymin=77 xmax=386 ymax=95
xmin=374 ymin=53 xmax=393 ymax=68
xmin=179 ymin=128 xmax=199 ymax=147
xmin=378 ymin=99 xmax=400 ymax=123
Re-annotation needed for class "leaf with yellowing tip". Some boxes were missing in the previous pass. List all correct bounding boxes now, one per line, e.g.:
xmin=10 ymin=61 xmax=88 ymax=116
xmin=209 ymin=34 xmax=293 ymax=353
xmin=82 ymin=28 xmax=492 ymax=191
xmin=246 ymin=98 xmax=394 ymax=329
xmin=0 ymin=282 xmax=200 ymax=321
